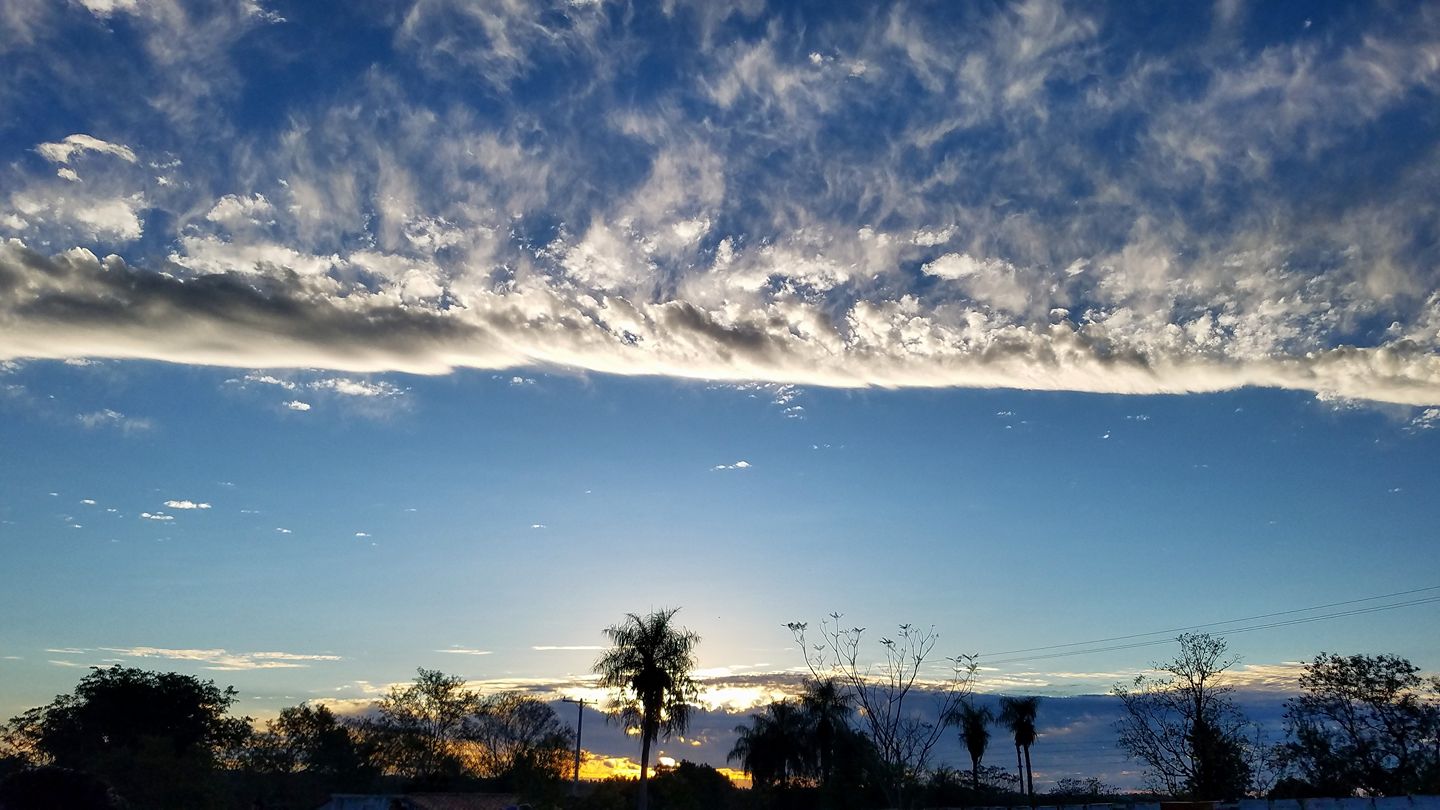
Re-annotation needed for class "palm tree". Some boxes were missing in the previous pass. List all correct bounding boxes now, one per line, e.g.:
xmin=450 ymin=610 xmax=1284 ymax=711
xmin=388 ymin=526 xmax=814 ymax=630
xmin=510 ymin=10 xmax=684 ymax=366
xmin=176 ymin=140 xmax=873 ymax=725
xmin=998 ymin=696 xmax=1040 ymax=801
xmin=594 ymin=608 xmax=700 ymax=810
xmin=799 ymin=678 xmax=852 ymax=789
xmin=728 ymin=699 xmax=812 ymax=789
xmin=945 ymin=698 xmax=992 ymax=791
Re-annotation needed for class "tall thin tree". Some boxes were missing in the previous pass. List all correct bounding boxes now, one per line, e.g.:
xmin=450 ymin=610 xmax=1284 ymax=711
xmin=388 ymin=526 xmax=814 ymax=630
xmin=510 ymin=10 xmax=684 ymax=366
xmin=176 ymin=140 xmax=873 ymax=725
xmin=946 ymin=699 xmax=993 ymax=791
xmin=998 ymin=696 xmax=1040 ymax=800
xmin=594 ymin=608 xmax=700 ymax=810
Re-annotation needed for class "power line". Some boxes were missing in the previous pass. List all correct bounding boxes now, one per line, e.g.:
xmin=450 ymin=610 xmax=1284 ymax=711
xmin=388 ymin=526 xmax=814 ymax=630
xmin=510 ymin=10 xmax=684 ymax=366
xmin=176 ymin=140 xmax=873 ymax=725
xmin=979 ymin=584 xmax=1440 ymax=659
xmin=980 ymin=594 xmax=1440 ymax=667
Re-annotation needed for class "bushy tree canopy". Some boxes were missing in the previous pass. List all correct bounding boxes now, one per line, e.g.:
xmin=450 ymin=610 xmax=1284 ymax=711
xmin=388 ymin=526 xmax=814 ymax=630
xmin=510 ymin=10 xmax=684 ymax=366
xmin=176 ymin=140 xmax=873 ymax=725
xmin=1280 ymin=652 xmax=1440 ymax=796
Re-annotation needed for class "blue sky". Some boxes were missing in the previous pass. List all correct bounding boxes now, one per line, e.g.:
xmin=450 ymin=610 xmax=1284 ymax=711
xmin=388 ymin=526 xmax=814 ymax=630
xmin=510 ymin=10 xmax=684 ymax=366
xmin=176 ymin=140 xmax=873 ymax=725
xmin=2 ymin=0 xmax=1439 ymax=790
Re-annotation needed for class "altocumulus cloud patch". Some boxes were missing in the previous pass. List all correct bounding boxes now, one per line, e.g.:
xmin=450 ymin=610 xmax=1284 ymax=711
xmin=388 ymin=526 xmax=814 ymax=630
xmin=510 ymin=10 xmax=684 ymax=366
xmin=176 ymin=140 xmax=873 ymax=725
xmin=0 ymin=0 xmax=1438 ymax=405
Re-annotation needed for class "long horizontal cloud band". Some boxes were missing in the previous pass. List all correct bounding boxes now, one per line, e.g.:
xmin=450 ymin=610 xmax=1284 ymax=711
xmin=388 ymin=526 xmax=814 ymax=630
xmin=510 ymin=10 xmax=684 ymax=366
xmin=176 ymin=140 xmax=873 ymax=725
xmin=4 ymin=239 xmax=1437 ymax=405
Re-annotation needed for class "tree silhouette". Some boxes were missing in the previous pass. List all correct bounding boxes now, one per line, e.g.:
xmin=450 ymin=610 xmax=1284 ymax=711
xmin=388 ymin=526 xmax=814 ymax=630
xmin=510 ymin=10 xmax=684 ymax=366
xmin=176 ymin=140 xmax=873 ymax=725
xmin=728 ymin=699 xmax=813 ymax=790
xmin=799 ymin=677 xmax=854 ymax=791
xmin=464 ymin=691 xmax=575 ymax=782
xmin=594 ymin=608 xmax=700 ymax=810
xmin=1280 ymin=652 xmax=1440 ymax=796
xmin=250 ymin=702 xmax=374 ymax=782
xmin=945 ymin=699 xmax=992 ymax=791
xmin=998 ymin=696 xmax=1040 ymax=801
xmin=788 ymin=614 xmax=975 ymax=808
xmin=1 ymin=666 xmax=250 ymax=809
xmin=1112 ymin=633 xmax=1255 ymax=799
xmin=362 ymin=668 xmax=479 ymax=781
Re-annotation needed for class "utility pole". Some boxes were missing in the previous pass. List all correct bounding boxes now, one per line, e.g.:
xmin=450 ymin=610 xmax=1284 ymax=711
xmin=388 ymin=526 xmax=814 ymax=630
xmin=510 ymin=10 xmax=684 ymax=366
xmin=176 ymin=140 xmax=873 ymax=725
xmin=562 ymin=697 xmax=587 ymax=796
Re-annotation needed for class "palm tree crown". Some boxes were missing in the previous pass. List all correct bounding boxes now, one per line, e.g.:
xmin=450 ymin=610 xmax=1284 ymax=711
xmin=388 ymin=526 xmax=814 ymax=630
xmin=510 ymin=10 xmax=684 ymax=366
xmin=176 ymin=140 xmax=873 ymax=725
xmin=998 ymin=695 xmax=1040 ymax=799
xmin=728 ymin=699 xmax=813 ymax=789
xmin=946 ymin=698 xmax=993 ymax=790
xmin=594 ymin=608 xmax=700 ymax=810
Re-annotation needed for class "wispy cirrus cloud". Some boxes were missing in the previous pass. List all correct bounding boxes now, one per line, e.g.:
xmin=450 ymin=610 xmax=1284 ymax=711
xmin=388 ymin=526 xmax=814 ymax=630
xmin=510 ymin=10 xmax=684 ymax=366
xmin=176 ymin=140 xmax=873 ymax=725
xmin=76 ymin=408 xmax=152 ymax=433
xmin=98 ymin=646 xmax=342 ymax=671
xmin=1 ymin=2 xmax=1438 ymax=409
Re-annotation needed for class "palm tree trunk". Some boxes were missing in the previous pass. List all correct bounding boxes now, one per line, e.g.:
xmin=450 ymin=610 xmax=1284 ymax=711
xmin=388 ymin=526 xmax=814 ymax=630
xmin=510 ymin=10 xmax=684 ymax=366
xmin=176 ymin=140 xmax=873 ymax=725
xmin=972 ymin=756 xmax=980 ymax=791
xmin=1023 ymin=744 xmax=1034 ymax=802
xmin=638 ymin=731 xmax=651 ymax=810
xmin=1015 ymin=743 xmax=1023 ymax=795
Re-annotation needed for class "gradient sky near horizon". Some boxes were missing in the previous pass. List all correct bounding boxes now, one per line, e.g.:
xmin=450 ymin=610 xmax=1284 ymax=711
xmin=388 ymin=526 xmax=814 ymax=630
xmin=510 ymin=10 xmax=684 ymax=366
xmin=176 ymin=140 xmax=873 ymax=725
xmin=2 ymin=0 xmax=1439 ymax=789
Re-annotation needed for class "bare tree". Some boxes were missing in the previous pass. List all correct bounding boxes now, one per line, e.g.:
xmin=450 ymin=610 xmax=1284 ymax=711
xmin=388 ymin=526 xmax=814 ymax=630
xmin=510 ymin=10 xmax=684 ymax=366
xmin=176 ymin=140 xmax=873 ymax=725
xmin=1112 ymin=633 xmax=1257 ymax=799
xmin=788 ymin=613 xmax=975 ymax=808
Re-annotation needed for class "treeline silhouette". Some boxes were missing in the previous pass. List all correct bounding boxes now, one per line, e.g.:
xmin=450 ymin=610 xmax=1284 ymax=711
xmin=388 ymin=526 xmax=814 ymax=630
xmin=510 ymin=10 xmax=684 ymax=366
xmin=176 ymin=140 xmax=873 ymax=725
xmin=1 ymin=611 xmax=1437 ymax=810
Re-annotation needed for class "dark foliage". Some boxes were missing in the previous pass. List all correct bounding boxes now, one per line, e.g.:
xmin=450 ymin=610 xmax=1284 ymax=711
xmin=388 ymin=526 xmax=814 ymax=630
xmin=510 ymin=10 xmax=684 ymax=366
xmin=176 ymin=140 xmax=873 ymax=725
xmin=1 ymin=666 xmax=250 ymax=809
xmin=0 ymin=766 xmax=127 ymax=810
xmin=1278 ymin=652 xmax=1440 ymax=796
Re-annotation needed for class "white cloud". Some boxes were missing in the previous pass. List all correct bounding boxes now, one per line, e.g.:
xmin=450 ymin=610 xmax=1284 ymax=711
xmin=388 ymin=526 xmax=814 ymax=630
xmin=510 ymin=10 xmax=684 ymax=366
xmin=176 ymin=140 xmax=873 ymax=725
xmin=435 ymin=647 xmax=493 ymax=656
xmin=284 ymin=400 xmax=311 ymax=411
xmin=99 ymin=646 xmax=341 ymax=670
xmin=8 ymin=195 xmax=146 ymax=242
xmin=3 ymin=5 xmax=1440 ymax=411
xmin=35 ymin=134 xmax=137 ymax=165
xmin=1410 ymin=407 xmax=1440 ymax=430
xmin=74 ymin=0 xmax=142 ymax=17
xmin=57 ymin=168 xmax=79 ymax=182
xmin=139 ymin=512 xmax=173 ymax=521
xmin=354 ymin=531 xmax=370 ymax=537
xmin=711 ymin=460 xmax=752 ymax=471
xmin=163 ymin=500 xmax=211 ymax=510
xmin=205 ymin=193 xmax=274 ymax=228
xmin=80 ymin=499 xmax=96 ymax=505
xmin=275 ymin=527 xmax=292 ymax=533
xmin=309 ymin=378 xmax=404 ymax=398
xmin=76 ymin=408 xmax=152 ymax=433
xmin=243 ymin=373 xmax=403 ymax=400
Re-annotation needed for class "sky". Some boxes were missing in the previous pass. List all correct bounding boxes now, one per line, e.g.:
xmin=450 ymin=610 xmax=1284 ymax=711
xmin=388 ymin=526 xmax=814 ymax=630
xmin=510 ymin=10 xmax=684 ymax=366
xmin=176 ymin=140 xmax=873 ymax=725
xmin=1 ymin=0 xmax=1439 ymax=791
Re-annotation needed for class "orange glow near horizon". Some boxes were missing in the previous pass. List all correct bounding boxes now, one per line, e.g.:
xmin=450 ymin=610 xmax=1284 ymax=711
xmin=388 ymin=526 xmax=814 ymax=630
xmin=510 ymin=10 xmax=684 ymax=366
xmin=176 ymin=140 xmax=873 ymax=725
xmin=577 ymin=750 xmax=751 ymax=788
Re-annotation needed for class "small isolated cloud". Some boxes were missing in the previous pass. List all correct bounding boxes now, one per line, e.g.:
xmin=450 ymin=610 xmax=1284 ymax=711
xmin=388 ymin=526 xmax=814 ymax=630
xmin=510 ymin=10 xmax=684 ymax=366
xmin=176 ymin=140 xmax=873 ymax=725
xmin=206 ymin=194 xmax=274 ymax=228
xmin=139 ymin=512 xmax=173 ymax=521
xmin=237 ymin=374 xmax=405 ymax=413
xmin=57 ymin=168 xmax=80 ymax=183
xmin=436 ymin=647 xmax=493 ymax=656
xmin=354 ymin=531 xmax=370 ymax=537
xmin=530 ymin=523 xmax=546 ymax=529
xmin=99 ymin=646 xmax=341 ymax=671
xmin=275 ymin=527 xmax=292 ymax=534
xmin=80 ymin=499 xmax=96 ymax=505
xmin=73 ymin=0 xmax=143 ymax=18
xmin=76 ymin=409 xmax=152 ymax=433
xmin=510 ymin=376 xmax=536 ymax=386
xmin=35 ymin=134 xmax=137 ymax=165
xmin=711 ymin=460 xmax=751 ymax=471
xmin=163 ymin=500 xmax=211 ymax=510
xmin=310 ymin=378 xmax=404 ymax=398
xmin=1410 ymin=408 xmax=1440 ymax=430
